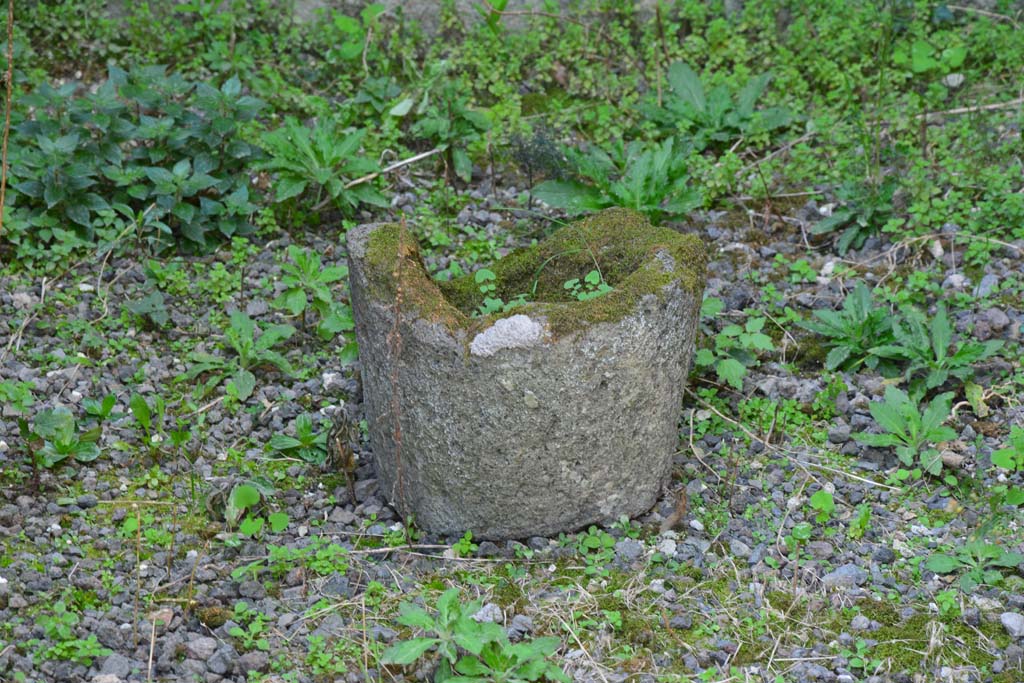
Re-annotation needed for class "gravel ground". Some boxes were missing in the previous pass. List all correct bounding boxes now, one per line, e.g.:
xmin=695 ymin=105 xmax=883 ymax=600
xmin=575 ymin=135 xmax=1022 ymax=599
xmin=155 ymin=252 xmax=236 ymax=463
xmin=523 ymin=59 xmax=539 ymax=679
xmin=1 ymin=175 xmax=1023 ymax=683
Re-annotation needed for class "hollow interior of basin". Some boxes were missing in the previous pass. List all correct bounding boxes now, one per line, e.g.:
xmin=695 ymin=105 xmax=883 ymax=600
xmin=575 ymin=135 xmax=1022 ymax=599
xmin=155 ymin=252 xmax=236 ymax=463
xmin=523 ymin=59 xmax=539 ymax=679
xmin=438 ymin=222 xmax=649 ymax=316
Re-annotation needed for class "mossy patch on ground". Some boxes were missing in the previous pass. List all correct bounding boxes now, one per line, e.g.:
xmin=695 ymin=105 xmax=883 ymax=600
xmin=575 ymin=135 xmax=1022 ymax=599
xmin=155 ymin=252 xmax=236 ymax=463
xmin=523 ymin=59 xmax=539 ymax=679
xmin=362 ymin=208 xmax=707 ymax=339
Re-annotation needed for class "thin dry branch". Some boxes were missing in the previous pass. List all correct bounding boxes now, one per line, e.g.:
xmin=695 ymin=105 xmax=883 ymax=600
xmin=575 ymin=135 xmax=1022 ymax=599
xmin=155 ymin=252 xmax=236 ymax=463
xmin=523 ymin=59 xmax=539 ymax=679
xmin=918 ymin=97 xmax=1024 ymax=119
xmin=311 ymin=147 xmax=443 ymax=212
xmin=946 ymin=4 xmax=1021 ymax=28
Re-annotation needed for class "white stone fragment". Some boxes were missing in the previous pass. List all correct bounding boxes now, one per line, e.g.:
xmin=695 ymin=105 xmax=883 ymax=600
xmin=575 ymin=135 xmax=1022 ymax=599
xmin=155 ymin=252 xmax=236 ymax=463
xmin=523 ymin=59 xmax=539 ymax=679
xmin=469 ymin=314 xmax=545 ymax=357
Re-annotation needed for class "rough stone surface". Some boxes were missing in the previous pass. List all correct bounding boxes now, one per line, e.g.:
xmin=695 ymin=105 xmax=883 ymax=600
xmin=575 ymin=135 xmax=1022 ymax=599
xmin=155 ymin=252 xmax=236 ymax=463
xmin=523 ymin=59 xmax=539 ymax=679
xmin=349 ymin=209 xmax=706 ymax=539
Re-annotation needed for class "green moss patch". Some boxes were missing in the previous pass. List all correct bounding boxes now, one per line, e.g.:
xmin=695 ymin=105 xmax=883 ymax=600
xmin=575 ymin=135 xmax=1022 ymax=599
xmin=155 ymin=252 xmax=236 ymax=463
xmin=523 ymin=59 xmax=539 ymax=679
xmin=362 ymin=208 xmax=707 ymax=339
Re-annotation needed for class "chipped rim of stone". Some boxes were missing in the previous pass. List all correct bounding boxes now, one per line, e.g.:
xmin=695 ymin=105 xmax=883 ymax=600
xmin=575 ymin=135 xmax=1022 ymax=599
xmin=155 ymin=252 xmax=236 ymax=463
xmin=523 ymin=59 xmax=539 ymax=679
xmin=469 ymin=314 xmax=547 ymax=357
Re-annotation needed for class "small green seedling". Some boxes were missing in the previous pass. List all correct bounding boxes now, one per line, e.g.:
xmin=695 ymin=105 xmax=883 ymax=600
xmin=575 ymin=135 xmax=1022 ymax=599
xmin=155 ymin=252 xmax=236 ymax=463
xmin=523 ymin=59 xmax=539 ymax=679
xmin=268 ymin=414 xmax=328 ymax=465
xmin=563 ymin=269 xmax=612 ymax=301
xmin=809 ymin=489 xmax=835 ymax=524
xmin=452 ymin=530 xmax=479 ymax=558
xmin=925 ymin=539 xmax=1024 ymax=592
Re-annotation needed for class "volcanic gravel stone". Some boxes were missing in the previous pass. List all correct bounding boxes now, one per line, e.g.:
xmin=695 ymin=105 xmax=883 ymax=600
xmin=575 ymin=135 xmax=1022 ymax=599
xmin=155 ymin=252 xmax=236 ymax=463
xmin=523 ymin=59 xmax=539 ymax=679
xmin=1001 ymin=612 xmax=1024 ymax=638
xmin=821 ymin=564 xmax=869 ymax=589
xmin=348 ymin=209 xmax=707 ymax=539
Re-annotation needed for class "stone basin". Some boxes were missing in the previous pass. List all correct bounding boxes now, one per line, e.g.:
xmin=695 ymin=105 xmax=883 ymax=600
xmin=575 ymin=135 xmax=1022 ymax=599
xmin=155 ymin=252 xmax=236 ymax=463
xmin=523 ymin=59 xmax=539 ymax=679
xmin=347 ymin=208 xmax=707 ymax=539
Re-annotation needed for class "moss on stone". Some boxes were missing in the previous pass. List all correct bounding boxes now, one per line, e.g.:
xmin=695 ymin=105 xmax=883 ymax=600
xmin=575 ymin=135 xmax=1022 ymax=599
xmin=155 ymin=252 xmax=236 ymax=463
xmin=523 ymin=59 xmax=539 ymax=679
xmin=361 ymin=208 xmax=707 ymax=341
xmin=867 ymin=611 xmax=1009 ymax=672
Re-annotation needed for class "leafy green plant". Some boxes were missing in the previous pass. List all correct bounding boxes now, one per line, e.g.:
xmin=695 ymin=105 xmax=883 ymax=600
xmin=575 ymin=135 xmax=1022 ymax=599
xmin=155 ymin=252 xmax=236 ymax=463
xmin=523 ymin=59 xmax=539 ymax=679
xmin=532 ymin=138 xmax=700 ymax=221
xmin=474 ymin=0 xmax=510 ymax=35
xmin=255 ymin=117 xmax=387 ymax=214
xmin=129 ymin=393 xmax=167 ymax=456
xmin=124 ymin=284 xmax=170 ymax=329
xmin=0 ymin=380 xmax=35 ymax=414
xmin=381 ymin=588 xmax=569 ymax=683
xmin=231 ymin=537 xmax=346 ymax=583
xmin=893 ymin=37 xmax=967 ymax=84
xmin=643 ymin=62 xmax=792 ymax=152
xmin=869 ymin=304 xmax=1002 ymax=391
xmin=576 ymin=525 xmax=617 ymax=577
xmin=224 ymin=483 xmax=266 ymax=530
xmin=811 ymin=179 xmax=899 ymax=255
xmin=784 ymin=521 xmax=813 ymax=589
xmin=18 ymin=408 xmax=101 ymax=472
xmin=992 ymin=426 xmax=1024 ymax=472
xmin=6 ymin=66 xmax=263 ymax=259
xmin=839 ymin=638 xmax=882 ymax=674
xmin=179 ymin=312 xmax=295 ymax=401
xmin=82 ymin=393 xmax=120 ymax=425
xmin=452 ymin=531 xmax=479 ymax=558
xmin=321 ymin=4 xmax=387 ymax=67
xmin=472 ymin=268 xmax=529 ymax=317
xmin=694 ymin=299 xmax=775 ymax=391
xmin=930 ymin=590 xmax=959 ymax=622
xmin=892 ymin=34 xmax=967 ymax=154
xmin=848 ymin=504 xmax=872 ymax=541
xmin=773 ymin=255 xmax=817 ymax=284
xmin=30 ymin=600 xmax=112 ymax=666
xmin=238 ymin=513 xmax=267 ymax=539
xmin=852 ymin=387 xmax=957 ymax=476
xmin=230 ymin=601 xmax=270 ymax=652
xmin=269 ymin=414 xmax=328 ymax=465
xmin=452 ymin=633 xmax=570 ymax=683
xmin=382 ymin=589 xmax=485 ymax=677
xmin=798 ymin=283 xmax=895 ymax=371
xmin=925 ymin=540 xmax=1024 ymax=592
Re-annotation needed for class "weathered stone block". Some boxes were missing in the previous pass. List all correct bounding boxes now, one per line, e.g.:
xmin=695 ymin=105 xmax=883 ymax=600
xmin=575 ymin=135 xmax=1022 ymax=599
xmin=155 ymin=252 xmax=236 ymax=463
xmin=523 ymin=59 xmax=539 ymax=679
xmin=348 ymin=208 xmax=706 ymax=539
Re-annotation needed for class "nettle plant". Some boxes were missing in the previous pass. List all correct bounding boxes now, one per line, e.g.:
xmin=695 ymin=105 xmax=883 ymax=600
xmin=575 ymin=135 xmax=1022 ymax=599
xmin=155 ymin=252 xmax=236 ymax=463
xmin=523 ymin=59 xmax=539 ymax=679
xmin=694 ymin=298 xmax=775 ymax=391
xmin=274 ymin=245 xmax=358 ymax=359
xmin=6 ymin=65 xmax=263 ymax=259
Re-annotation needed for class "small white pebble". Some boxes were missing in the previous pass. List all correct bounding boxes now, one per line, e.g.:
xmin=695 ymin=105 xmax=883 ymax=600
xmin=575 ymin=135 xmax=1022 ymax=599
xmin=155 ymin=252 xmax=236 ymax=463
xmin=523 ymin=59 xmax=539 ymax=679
xmin=689 ymin=520 xmax=705 ymax=532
